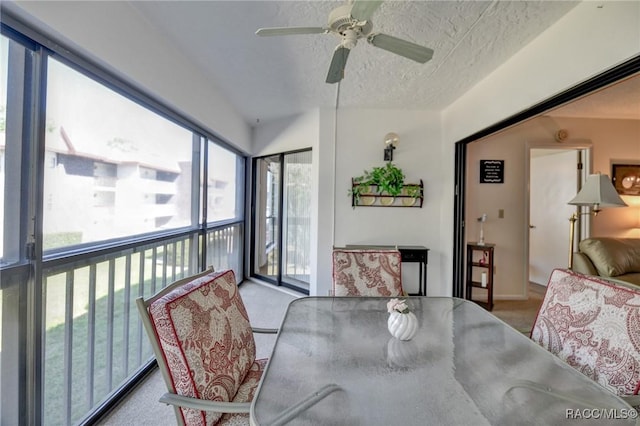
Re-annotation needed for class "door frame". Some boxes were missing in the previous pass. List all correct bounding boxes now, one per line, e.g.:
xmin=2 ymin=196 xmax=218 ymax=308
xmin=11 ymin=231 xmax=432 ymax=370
xmin=524 ymin=142 xmax=592 ymax=292
xmin=250 ymin=148 xmax=312 ymax=294
xmin=452 ymin=54 xmax=640 ymax=297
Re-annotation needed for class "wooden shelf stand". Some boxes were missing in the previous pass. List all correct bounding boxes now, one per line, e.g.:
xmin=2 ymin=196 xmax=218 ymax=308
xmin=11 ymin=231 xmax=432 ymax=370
xmin=465 ymin=242 xmax=495 ymax=311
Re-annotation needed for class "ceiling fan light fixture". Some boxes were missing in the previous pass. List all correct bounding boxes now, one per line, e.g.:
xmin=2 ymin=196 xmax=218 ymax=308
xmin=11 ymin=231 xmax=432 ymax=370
xmin=255 ymin=0 xmax=434 ymax=84
xmin=341 ymin=29 xmax=359 ymax=49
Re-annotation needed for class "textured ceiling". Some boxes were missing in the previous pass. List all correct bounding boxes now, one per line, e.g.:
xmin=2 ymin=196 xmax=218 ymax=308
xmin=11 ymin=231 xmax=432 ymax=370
xmin=129 ymin=0 xmax=581 ymax=124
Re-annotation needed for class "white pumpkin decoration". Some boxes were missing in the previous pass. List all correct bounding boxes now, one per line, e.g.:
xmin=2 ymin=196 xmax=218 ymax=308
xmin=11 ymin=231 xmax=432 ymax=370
xmin=387 ymin=311 xmax=418 ymax=341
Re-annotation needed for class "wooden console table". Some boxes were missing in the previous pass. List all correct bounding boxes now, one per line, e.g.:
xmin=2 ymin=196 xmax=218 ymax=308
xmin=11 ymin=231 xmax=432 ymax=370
xmin=345 ymin=245 xmax=429 ymax=296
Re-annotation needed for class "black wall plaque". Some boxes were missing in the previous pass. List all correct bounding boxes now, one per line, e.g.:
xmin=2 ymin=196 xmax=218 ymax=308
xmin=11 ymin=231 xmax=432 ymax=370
xmin=480 ymin=160 xmax=504 ymax=183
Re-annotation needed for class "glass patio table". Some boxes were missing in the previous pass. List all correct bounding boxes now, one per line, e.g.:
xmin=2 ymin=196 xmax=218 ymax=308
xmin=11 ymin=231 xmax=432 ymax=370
xmin=250 ymin=297 xmax=637 ymax=425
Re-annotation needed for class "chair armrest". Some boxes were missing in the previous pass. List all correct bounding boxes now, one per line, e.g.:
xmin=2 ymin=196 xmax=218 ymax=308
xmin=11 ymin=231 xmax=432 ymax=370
xmin=159 ymin=393 xmax=250 ymax=413
xmin=252 ymin=327 xmax=278 ymax=334
xmin=572 ymin=252 xmax=598 ymax=276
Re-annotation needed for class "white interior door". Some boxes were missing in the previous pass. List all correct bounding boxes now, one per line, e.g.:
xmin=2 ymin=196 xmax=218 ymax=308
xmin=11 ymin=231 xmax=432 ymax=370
xmin=529 ymin=149 xmax=579 ymax=285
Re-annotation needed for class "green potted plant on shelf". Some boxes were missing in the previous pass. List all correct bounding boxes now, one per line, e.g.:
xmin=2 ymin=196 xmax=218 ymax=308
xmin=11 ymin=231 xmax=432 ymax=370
xmin=350 ymin=162 xmax=407 ymax=204
xmin=403 ymin=183 xmax=422 ymax=199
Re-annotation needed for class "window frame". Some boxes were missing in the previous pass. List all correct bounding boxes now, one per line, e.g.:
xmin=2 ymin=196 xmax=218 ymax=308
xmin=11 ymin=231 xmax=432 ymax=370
xmin=0 ymin=12 xmax=249 ymax=424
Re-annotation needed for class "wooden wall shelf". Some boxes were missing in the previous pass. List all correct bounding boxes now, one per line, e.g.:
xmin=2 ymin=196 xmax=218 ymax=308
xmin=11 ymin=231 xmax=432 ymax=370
xmin=351 ymin=179 xmax=423 ymax=208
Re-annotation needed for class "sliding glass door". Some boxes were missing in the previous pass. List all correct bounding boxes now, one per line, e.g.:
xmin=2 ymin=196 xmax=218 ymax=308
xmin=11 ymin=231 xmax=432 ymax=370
xmin=252 ymin=150 xmax=311 ymax=293
xmin=253 ymin=155 xmax=280 ymax=282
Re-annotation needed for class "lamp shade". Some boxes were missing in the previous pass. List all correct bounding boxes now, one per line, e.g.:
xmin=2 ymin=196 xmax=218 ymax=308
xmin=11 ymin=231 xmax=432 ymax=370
xmin=384 ymin=132 xmax=399 ymax=147
xmin=568 ymin=174 xmax=628 ymax=209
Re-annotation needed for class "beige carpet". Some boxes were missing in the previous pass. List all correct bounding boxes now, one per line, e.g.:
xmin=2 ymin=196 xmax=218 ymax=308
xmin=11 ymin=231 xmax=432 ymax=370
xmin=491 ymin=282 xmax=546 ymax=335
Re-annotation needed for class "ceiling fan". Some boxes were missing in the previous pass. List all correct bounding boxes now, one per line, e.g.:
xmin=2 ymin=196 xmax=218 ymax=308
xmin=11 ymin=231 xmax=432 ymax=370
xmin=255 ymin=0 xmax=434 ymax=84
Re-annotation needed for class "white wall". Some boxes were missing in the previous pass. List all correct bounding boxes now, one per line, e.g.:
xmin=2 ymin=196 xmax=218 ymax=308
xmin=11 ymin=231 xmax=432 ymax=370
xmin=466 ymin=128 xmax=529 ymax=298
xmin=330 ymin=108 xmax=444 ymax=296
xmin=253 ymin=108 xmax=446 ymax=296
xmin=254 ymin=108 xmax=444 ymax=297
xmin=253 ymin=112 xmax=319 ymax=157
xmin=317 ymin=108 xmax=338 ymax=296
xmin=443 ymin=0 xmax=640 ymax=292
xmin=554 ymin=117 xmax=640 ymax=237
xmin=252 ymin=110 xmax=327 ymax=295
xmin=6 ymin=1 xmax=252 ymax=152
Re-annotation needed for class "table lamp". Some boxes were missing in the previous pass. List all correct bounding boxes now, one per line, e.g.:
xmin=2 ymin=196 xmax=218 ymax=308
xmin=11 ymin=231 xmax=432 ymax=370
xmin=567 ymin=173 xmax=627 ymax=268
xmin=477 ymin=213 xmax=487 ymax=246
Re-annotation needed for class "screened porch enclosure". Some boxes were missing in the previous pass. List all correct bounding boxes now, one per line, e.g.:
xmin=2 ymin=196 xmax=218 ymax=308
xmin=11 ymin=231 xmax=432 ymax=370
xmin=0 ymin=26 xmax=247 ymax=425
xmin=40 ymin=227 xmax=242 ymax=425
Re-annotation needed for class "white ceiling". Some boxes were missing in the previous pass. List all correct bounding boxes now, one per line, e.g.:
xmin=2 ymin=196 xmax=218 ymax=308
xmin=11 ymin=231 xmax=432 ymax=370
xmin=128 ymin=0 xmax=582 ymax=124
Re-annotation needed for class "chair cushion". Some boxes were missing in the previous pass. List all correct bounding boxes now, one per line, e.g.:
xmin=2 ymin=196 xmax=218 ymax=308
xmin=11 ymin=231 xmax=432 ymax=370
xmin=217 ymin=358 xmax=267 ymax=425
xmin=332 ymin=249 xmax=402 ymax=296
xmin=531 ymin=269 xmax=640 ymax=402
xmin=149 ymin=270 xmax=256 ymax=425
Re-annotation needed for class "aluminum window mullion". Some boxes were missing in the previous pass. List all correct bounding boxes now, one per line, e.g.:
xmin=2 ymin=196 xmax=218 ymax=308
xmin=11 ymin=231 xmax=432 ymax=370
xmin=151 ymin=247 xmax=158 ymax=295
xmin=87 ymin=264 xmax=97 ymax=408
xmin=122 ymin=254 xmax=132 ymax=376
xmin=62 ymin=271 xmax=74 ymax=425
xmin=180 ymin=239 xmax=187 ymax=279
xmin=106 ymin=259 xmax=115 ymax=392
xmin=276 ymin=154 xmax=285 ymax=284
xmin=0 ymin=33 xmax=36 ymax=426
xmin=162 ymin=244 xmax=168 ymax=289
xmin=170 ymin=240 xmax=177 ymax=282
xmin=136 ymin=251 xmax=145 ymax=365
xmin=3 ymin=37 xmax=28 ymax=264
xmin=194 ymin=135 xmax=205 ymax=270
xmin=29 ymin=45 xmax=48 ymax=426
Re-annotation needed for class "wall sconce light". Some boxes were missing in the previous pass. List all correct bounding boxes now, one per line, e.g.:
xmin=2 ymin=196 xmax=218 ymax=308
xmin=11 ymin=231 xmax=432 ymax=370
xmin=383 ymin=132 xmax=399 ymax=161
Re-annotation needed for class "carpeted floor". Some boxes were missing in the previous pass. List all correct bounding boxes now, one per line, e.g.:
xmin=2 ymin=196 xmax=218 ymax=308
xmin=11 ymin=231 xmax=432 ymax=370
xmin=491 ymin=282 xmax=546 ymax=334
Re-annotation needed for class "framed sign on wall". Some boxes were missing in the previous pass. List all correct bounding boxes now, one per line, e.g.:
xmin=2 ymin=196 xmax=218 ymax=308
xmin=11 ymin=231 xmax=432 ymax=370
xmin=480 ymin=160 xmax=504 ymax=184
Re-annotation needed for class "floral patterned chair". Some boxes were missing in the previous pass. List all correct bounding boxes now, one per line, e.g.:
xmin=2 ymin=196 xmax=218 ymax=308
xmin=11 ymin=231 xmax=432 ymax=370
xmin=530 ymin=268 xmax=640 ymax=408
xmin=332 ymin=248 xmax=403 ymax=297
xmin=136 ymin=267 xmax=277 ymax=425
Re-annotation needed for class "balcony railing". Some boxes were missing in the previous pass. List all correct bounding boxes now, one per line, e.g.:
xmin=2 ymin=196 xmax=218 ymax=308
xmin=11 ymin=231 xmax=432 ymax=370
xmin=40 ymin=222 xmax=242 ymax=425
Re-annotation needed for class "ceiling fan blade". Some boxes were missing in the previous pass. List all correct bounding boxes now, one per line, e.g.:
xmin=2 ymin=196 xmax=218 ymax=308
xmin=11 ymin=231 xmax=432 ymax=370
xmin=256 ymin=27 xmax=326 ymax=37
xmin=326 ymin=46 xmax=351 ymax=84
xmin=368 ymin=33 xmax=434 ymax=63
xmin=350 ymin=0 xmax=383 ymax=22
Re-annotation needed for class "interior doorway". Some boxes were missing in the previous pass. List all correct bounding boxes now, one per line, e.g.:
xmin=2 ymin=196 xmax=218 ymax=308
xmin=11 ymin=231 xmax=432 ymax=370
xmin=452 ymin=57 xmax=640 ymax=299
xmin=527 ymin=146 xmax=590 ymax=286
